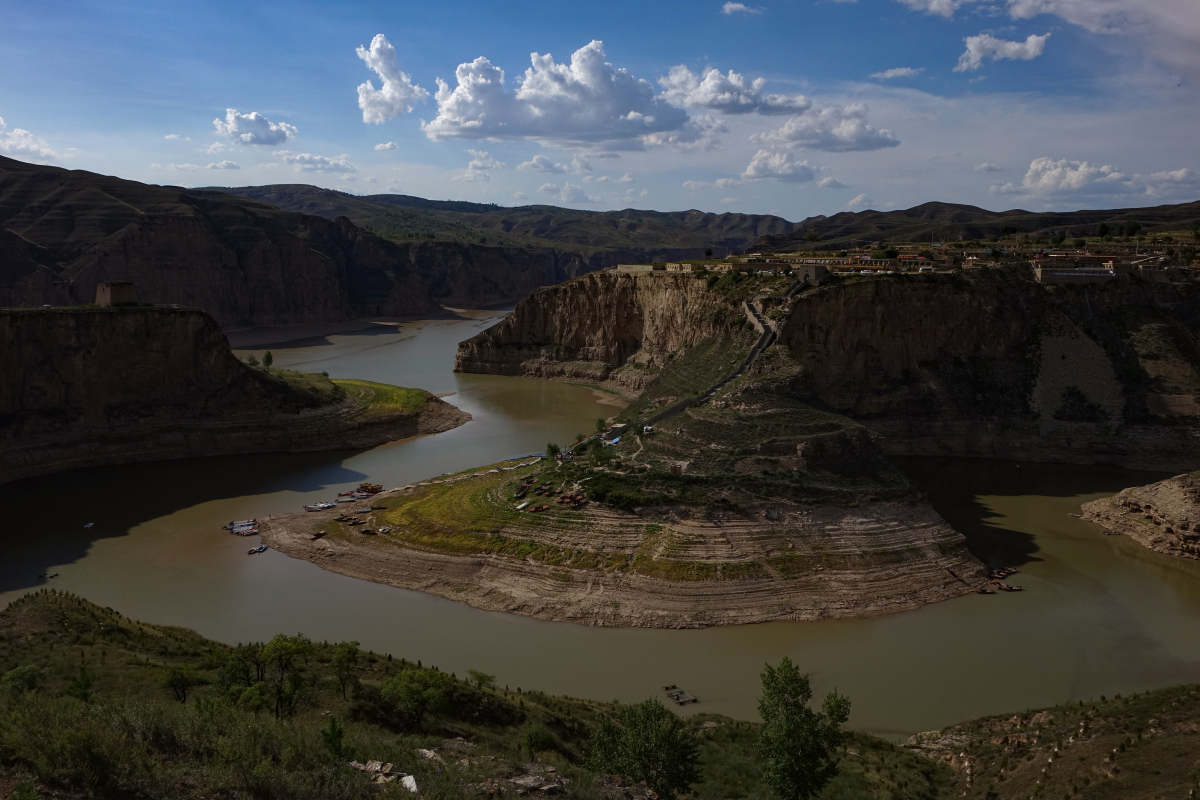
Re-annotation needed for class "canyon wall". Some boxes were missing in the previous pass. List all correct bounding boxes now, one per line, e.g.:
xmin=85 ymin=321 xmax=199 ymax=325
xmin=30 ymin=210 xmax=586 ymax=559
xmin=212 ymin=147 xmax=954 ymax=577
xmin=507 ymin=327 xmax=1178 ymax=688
xmin=0 ymin=308 xmax=467 ymax=483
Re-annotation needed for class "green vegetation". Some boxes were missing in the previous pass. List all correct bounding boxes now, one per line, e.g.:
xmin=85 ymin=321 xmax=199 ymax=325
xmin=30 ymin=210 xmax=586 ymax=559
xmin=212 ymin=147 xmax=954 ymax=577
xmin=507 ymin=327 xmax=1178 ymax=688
xmin=332 ymin=379 xmax=428 ymax=417
xmin=591 ymin=699 xmax=700 ymax=799
xmin=758 ymin=658 xmax=850 ymax=800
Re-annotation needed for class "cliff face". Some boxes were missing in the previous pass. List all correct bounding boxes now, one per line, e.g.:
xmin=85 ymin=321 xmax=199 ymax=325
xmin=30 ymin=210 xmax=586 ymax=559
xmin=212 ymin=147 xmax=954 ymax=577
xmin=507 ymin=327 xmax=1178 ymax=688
xmin=454 ymin=272 xmax=742 ymax=387
xmin=1080 ymin=471 xmax=1200 ymax=561
xmin=0 ymin=157 xmax=439 ymax=327
xmin=779 ymin=271 xmax=1200 ymax=469
xmin=0 ymin=308 xmax=468 ymax=483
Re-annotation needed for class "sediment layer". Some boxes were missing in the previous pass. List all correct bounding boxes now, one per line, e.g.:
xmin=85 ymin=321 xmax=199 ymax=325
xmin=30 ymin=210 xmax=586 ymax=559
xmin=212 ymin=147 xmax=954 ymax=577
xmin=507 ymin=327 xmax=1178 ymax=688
xmin=1080 ymin=471 xmax=1200 ymax=560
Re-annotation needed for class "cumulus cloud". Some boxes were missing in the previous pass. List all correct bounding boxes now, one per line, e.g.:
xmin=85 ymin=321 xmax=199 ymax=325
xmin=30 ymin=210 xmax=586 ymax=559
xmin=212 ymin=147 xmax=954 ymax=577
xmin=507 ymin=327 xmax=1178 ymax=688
xmin=722 ymin=2 xmax=763 ymax=13
xmin=845 ymin=193 xmax=873 ymax=210
xmin=170 ymin=163 xmax=201 ymax=171
xmin=518 ymin=154 xmax=567 ymax=173
xmin=422 ymin=40 xmax=689 ymax=147
xmin=641 ymin=114 xmax=727 ymax=151
xmin=213 ymin=109 xmax=297 ymax=145
xmin=683 ymin=180 xmax=709 ymax=189
xmin=955 ymin=33 xmax=1050 ymax=71
xmin=512 ymin=191 xmax=528 ymax=201
xmin=356 ymin=34 xmax=429 ymax=124
xmin=657 ymin=65 xmax=810 ymax=115
xmin=375 ymin=142 xmax=399 ymax=150
xmin=818 ymin=176 xmax=849 ymax=188
xmin=202 ymin=142 xmax=226 ymax=154
xmin=459 ymin=149 xmax=503 ymax=181
xmin=273 ymin=150 xmax=356 ymax=172
xmin=974 ymin=162 xmax=1003 ymax=173
xmin=755 ymin=103 xmax=900 ymax=152
xmin=870 ymin=67 xmax=924 ymax=79
xmin=721 ymin=197 xmax=741 ymax=204
xmin=539 ymin=181 xmax=598 ymax=204
xmin=0 ymin=118 xmax=58 ymax=161
xmin=207 ymin=160 xmax=241 ymax=170
xmin=990 ymin=156 xmax=1199 ymax=198
xmin=164 ymin=133 xmax=189 ymax=141
xmin=571 ymin=155 xmax=592 ymax=173
xmin=894 ymin=0 xmax=974 ymax=16
xmin=741 ymin=150 xmax=817 ymax=183
xmin=587 ymin=172 xmax=635 ymax=183
xmin=715 ymin=177 xmax=744 ymax=188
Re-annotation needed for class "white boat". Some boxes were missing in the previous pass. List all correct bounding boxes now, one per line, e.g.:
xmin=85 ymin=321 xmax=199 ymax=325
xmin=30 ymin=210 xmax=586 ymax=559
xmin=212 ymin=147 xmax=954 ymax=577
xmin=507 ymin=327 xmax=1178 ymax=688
xmin=303 ymin=504 xmax=323 ymax=512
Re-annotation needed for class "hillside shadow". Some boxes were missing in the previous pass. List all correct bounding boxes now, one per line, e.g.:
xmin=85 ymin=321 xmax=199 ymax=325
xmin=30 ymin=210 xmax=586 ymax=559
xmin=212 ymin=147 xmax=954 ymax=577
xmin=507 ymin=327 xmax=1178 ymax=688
xmin=0 ymin=450 xmax=371 ymax=595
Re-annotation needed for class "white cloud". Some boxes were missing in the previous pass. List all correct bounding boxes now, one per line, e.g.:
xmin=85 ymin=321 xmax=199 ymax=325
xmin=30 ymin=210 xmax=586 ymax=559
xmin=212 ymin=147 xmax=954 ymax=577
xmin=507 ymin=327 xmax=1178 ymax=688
xmin=518 ymin=154 xmax=567 ymax=173
xmin=641 ymin=114 xmax=727 ymax=151
xmin=213 ymin=109 xmax=297 ymax=145
xmin=375 ymin=142 xmax=399 ymax=151
xmin=356 ymin=34 xmax=429 ymax=124
xmin=990 ymin=156 xmax=1199 ymax=198
xmin=682 ymin=180 xmax=709 ymax=189
xmin=818 ymin=176 xmax=849 ymax=188
xmin=755 ymin=103 xmax=900 ymax=152
xmin=272 ymin=150 xmax=356 ymax=172
xmin=715 ymin=177 xmax=744 ymax=188
xmin=845 ymin=193 xmax=873 ymax=210
xmin=365 ymin=176 xmax=378 ymax=183
xmin=720 ymin=197 xmax=741 ymax=204
xmin=459 ymin=148 xmax=503 ymax=181
xmin=722 ymin=2 xmax=763 ymax=13
xmin=538 ymin=181 xmax=598 ymax=204
xmin=955 ymin=33 xmax=1051 ymax=71
xmin=974 ymin=162 xmax=1003 ymax=173
xmin=202 ymin=142 xmax=226 ymax=154
xmin=870 ymin=67 xmax=924 ymax=79
xmin=422 ymin=40 xmax=690 ymax=147
xmin=742 ymin=149 xmax=817 ymax=183
xmin=571 ymin=154 xmax=592 ymax=173
xmin=207 ymin=160 xmax=241 ymax=170
xmin=587 ymin=172 xmax=635 ymax=183
xmin=164 ymin=133 xmax=189 ymax=141
xmin=657 ymin=65 xmax=810 ymax=115
xmin=512 ymin=191 xmax=528 ymax=200
xmin=0 ymin=118 xmax=58 ymax=161
xmin=170 ymin=163 xmax=201 ymax=171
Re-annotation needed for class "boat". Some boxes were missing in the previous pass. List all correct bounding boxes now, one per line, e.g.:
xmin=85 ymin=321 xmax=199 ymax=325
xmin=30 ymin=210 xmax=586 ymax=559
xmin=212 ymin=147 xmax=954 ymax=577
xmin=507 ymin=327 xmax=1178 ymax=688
xmin=1068 ymin=513 xmax=1081 ymax=518
xmin=516 ymin=501 xmax=531 ymax=511
xmin=248 ymin=544 xmax=268 ymax=555
xmin=84 ymin=523 xmax=94 ymax=529
xmin=336 ymin=497 xmax=355 ymax=503
xmin=224 ymin=519 xmax=256 ymax=530
xmin=303 ymin=505 xmax=324 ymax=512
xmin=1105 ymin=530 xmax=1121 ymax=536
xmin=310 ymin=531 xmax=327 ymax=541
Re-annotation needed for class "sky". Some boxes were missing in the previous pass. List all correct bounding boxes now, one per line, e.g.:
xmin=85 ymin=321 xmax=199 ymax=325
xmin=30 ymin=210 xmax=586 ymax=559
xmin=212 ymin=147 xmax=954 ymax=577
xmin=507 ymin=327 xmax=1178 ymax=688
xmin=1 ymin=0 xmax=1197 ymax=221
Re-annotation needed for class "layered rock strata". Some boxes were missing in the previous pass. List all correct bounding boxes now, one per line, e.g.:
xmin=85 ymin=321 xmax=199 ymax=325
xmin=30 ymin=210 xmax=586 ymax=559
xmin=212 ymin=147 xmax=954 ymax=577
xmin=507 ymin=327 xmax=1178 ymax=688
xmin=0 ymin=308 xmax=468 ymax=483
xmin=1080 ymin=472 xmax=1200 ymax=560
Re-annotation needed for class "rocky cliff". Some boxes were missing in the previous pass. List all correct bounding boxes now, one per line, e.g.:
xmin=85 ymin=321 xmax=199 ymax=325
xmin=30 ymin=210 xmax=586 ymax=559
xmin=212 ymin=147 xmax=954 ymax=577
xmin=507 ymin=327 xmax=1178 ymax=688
xmin=1081 ymin=471 xmax=1200 ymax=560
xmin=0 ymin=308 xmax=468 ymax=483
xmin=779 ymin=270 xmax=1200 ymax=469
xmin=0 ymin=157 xmax=440 ymax=326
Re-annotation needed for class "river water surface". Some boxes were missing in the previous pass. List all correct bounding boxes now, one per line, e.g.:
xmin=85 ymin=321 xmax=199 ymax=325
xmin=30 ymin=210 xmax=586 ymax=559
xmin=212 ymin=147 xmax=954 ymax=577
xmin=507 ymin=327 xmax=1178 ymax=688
xmin=3 ymin=309 xmax=1200 ymax=739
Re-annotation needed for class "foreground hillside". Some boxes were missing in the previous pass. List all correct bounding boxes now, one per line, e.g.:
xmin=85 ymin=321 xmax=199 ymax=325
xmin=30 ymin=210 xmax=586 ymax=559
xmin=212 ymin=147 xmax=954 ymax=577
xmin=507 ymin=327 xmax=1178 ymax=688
xmin=0 ymin=156 xmax=439 ymax=327
xmin=2 ymin=591 xmax=1196 ymax=800
xmin=0 ymin=307 xmax=468 ymax=484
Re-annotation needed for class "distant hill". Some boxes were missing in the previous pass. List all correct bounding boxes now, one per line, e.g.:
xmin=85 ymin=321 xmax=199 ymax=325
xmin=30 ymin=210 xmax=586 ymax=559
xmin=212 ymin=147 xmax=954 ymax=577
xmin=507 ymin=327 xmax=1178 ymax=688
xmin=753 ymin=199 xmax=1200 ymax=251
xmin=209 ymin=184 xmax=794 ymax=255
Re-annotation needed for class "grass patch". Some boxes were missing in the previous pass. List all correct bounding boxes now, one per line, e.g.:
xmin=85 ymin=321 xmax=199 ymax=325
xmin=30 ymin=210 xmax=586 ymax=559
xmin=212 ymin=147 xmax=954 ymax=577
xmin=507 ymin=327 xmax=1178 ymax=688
xmin=333 ymin=379 xmax=428 ymax=417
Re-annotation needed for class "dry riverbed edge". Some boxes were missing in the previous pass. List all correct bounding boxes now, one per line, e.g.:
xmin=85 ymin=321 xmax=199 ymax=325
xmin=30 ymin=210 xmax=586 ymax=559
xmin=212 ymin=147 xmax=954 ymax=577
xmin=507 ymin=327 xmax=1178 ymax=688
xmin=1080 ymin=471 xmax=1200 ymax=561
xmin=259 ymin=478 xmax=988 ymax=629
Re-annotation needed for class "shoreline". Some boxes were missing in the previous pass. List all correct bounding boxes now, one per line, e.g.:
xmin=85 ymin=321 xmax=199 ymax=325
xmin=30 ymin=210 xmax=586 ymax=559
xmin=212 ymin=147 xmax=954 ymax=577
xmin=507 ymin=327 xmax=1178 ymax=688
xmin=225 ymin=306 xmax=514 ymax=350
xmin=258 ymin=467 xmax=987 ymax=629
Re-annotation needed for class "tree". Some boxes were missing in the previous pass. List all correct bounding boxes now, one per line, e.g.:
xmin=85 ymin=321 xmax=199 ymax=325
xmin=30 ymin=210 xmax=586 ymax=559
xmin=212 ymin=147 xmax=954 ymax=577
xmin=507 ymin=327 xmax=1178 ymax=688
xmin=261 ymin=633 xmax=313 ymax=719
xmin=161 ymin=665 xmax=199 ymax=704
xmin=381 ymin=668 xmax=455 ymax=729
xmin=1191 ymin=220 xmax=1200 ymax=241
xmin=467 ymin=669 xmax=497 ymax=690
xmin=0 ymin=665 xmax=41 ymax=695
xmin=575 ymin=432 xmax=586 ymax=444
xmin=1074 ymin=238 xmax=1086 ymax=249
xmin=1097 ymin=222 xmax=1111 ymax=239
xmin=704 ymin=248 xmax=714 ymax=258
xmin=590 ymin=699 xmax=699 ymax=800
xmin=332 ymin=641 xmax=360 ymax=700
xmin=805 ymin=232 xmax=820 ymax=243
xmin=525 ymin=723 xmax=559 ymax=755
xmin=546 ymin=442 xmax=561 ymax=459
xmin=757 ymin=657 xmax=851 ymax=800
xmin=321 ymin=715 xmax=347 ymax=760
xmin=65 ymin=661 xmax=95 ymax=703
xmin=263 ymin=351 xmax=274 ymax=370
xmin=246 ymin=354 xmax=260 ymax=367
xmin=595 ymin=417 xmax=608 ymax=434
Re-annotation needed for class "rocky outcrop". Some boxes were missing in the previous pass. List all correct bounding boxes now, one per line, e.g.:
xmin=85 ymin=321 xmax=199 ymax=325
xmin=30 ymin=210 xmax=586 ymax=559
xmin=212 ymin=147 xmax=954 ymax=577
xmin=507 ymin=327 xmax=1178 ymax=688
xmin=778 ymin=271 xmax=1200 ymax=470
xmin=0 ymin=157 xmax=439 ymax=326
xmin=455 ymin=272 xmax=743 ymax=389
xmin=0 ymin=308 xmax=468 ymax=483
xmin=1080 ymin=471 xmax=1200 ymax=560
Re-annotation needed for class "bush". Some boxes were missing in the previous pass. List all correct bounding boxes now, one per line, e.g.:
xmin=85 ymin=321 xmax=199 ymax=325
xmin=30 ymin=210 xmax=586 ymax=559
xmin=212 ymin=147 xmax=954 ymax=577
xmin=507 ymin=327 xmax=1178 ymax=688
xmin=524 ymin=723 xmax=559 ymax=755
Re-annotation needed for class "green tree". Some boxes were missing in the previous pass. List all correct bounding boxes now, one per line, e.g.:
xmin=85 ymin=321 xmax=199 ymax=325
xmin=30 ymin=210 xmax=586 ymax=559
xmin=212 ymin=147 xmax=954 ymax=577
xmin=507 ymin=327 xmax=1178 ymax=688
xmin=262 ymin=351 xmax=274 ymax=369
xmin=590 ymin=699 xmax=699 ymax=800
xmin=0 ymin=664 xmax=41 ymax=695
xmin=1074 ymin=238 xmax=1086 ymax=249
xmin=757 ymin=657 xmax=851 ymax=800
xmin=381 ymin=668 xmax=455 ymax=729
xmin=65 ymin=661 xmax=95 ymax=703
xmin=161 ymin=665 xmax=199 ymax=704
xmin=467 ymin=669 xmax=497 ymax=690
xmin=321 ymin=715 xmax=347 ymax=760
xmin=246 ymin=354 xmax=260 ymax=367
xmin=805 ymin=231 xmax=820 ymax=243
xmin=704 ymin=248 xmax=714 ymax=258
xmin=1097 ymin=222 xmax=1110 ymax=239
xmin=525 ymin=723 xmax=559 ymax=755
xmin=546 ymin=442 xmax=561 ymax=459
xmin=574 ymin=432 xmax=586 ymax=444
xmin=332 ymin=641 xmax=360 ymax=700
xmin=595 ymin=417 xmax=608 ymax=434
xmin=1191 ymin=220 xmax=1200 ymax=241
xmin=261 ymin=633 xmax=313 ymax=719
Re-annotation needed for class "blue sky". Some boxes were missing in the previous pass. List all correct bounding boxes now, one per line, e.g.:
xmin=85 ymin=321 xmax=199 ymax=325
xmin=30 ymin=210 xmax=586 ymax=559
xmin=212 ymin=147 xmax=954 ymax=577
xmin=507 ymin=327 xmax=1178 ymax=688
xmin=1 ymin=0 xmax=1197 ymax=220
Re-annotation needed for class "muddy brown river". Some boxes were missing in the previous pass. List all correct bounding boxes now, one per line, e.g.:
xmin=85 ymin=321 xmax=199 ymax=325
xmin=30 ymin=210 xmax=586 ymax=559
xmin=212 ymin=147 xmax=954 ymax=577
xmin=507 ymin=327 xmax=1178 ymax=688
xmin=3 ymin=308 xmax=1199 ymax=740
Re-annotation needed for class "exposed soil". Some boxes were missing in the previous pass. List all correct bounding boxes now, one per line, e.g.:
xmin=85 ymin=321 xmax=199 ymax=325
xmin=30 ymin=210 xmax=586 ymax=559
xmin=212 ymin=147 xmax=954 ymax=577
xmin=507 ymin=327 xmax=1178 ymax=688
xmin=1080 ymin=471 xmax=1200 ymax=560
xmin=258 ymin=472 xmax=988 ymax=629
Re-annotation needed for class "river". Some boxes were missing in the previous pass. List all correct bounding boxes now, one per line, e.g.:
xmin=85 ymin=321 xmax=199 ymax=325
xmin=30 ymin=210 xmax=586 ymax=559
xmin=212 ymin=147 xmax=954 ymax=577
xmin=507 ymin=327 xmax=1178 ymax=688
xmin=3 ymin=308 xmax=1199 ymax=740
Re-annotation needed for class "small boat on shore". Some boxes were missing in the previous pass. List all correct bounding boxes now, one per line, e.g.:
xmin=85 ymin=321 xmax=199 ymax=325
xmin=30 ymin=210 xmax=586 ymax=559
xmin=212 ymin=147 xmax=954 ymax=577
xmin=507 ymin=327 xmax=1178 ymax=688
xmin=247 ymin=544 xmax=268 ymax=555
xmin=224 ymin=519 xmax=257 ymax=530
